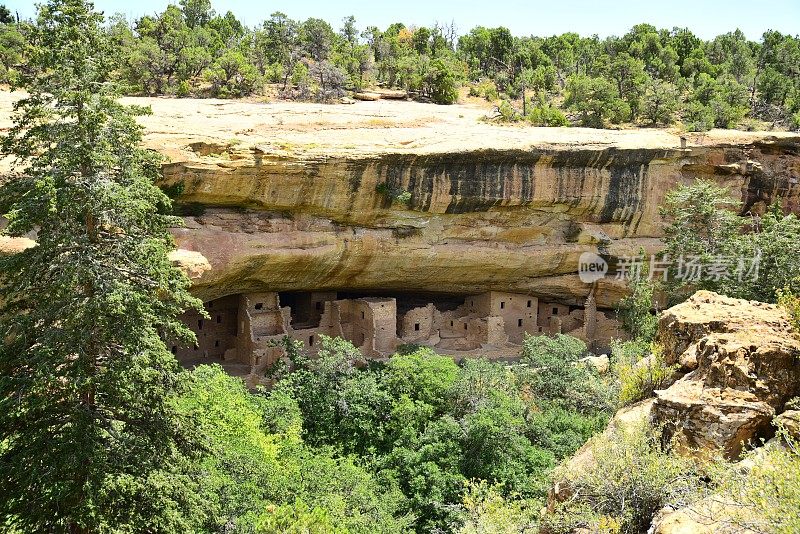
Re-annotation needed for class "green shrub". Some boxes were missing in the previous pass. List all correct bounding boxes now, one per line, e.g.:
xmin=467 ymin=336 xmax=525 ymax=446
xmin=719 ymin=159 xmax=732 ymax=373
xmin=497 ymin=99 xmax=520 ymax=122
xmin=702 ymin=429 xmax=800 ymax=533
xmin=616 ymin=275 xmax=659 ymax=343
xmin=459 ymin=481 xmax=538 ymax=534
xmin=469 ymin=78 xmax=499 ymax=101
xmin=613 ymin=343 xmax=678 ymax=407
xmin=778 ymin=285 xmax=800 ymax=333
xmin=683 ymin=101 xmax=715 ymax=132
xmin=526 ymin=103 xmax=569 ymax=126
xmin=520 ymin=334 xmax=612 ymax=412
xmin=544 ymin=419 xmax=701 ymax=534
xmin=385 ymin=348 xmax=459 ymax=409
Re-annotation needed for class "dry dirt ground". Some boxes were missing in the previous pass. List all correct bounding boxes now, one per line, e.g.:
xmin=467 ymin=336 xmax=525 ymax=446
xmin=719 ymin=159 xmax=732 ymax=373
xmin=0 ymin=89 xmax=795 ymax=163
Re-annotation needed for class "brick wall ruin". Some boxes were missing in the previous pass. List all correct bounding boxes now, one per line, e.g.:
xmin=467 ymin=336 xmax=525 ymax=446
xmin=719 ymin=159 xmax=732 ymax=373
xmin=172 ymin=290 xmax=623 ymax=378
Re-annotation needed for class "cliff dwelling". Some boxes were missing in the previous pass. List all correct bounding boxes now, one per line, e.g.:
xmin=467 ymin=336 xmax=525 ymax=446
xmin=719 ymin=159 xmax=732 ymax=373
xmin=173 ymin=289 xmax=623 ymax=376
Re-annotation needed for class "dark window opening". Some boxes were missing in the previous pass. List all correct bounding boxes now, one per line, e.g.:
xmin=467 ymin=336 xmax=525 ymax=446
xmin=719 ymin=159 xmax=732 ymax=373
xmin=197 ymin=319 xmax=203 ymax=330
xmin=414 ymin=323 xmax=420 ymax=331
xmin=518 ymin=318 xmax=523 ymax=327
xmin=254 ymin=302 xmax=263 ymax=310
xmin=315 ymin=301 xmax=322 ymax=310
xmin=500 ymin=301 xmax=505 ymax=309
xmin=552 ymin=308 xmax=558 ymax=315
xmin=171 ymin=346 xmax=177 ymax=354
xmin=464 ymin=323 xmax=468 ymax=330
xmin=527 ymin=300 xmax=532 ymax=308
xmin=214 ymin=340 xmax=220 ymax=347
xmin=361 ymin=311 xmax=365 ymax=319
xmin=309 ymin=335 xmax=314 ymax=346
xmin=450 ymin=321 xmax=454 ymax=327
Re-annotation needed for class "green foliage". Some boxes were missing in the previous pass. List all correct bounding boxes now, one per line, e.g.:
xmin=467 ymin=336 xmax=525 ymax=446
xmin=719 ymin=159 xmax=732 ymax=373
xmin=6 ymin=2 xmax=800 ymax=119
xmin=205 ymin=47 xmax=261 ymax=97
xmin=459 ymin=481 xmax=538 ymax=534
xmin=520 ymin=334 xmax=612 ymax=412
xmin=0 ymin=1 xmax=206 ymax=530
xmin=565 ymin=74 xmax=629 ymax=127
xmin=642 ymin=77 xmax=680 ymax=125
xmin=660 ymin=179 xmax=744 ymax=299
xmin=661 ymin=182 xmax=800 ymax=303
xmin=469 ymin=78 xmax=499 ymax=101
xmin=544 ymin=419 xmax=701 ymax=534
xmin=613 ymin=343 xmax=678 ymax=407
xmin=778 ymin=285 xmax=800 ymax=333
xmin=271 ymin=337 xmax=613 ymax=532
xmin=702 ymin=429 xmax=800 ymax=533
xmin=180 ymin=365 xmax=410 ymax=533
xmin=376 ymin=181 xmax=412 ymax=206
xmin=384 ymin=348 xmax=459 ymax=409
xmin=616 ymin=274 xmax=659 ymax=342
xmin=526 ymin=102 xmax=569 ymax=126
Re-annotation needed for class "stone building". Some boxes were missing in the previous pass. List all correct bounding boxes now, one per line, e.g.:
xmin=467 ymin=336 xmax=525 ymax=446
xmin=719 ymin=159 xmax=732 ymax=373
xmin=172 ymin=290 xmax=621 ymax=379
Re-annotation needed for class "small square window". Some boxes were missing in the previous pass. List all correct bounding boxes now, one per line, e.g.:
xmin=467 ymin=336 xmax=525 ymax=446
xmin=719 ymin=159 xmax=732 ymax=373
xmin=518 ymin=319 xmax=523 ymax=327
xmin=309 ymin=335 xmax=314 ymax=346
xmin=500 ymin=301 xmax=505 ymax=309
xmin=464 ymin=323 xmax=468 ymax=330
xmin=527 ymin=300 xmax=532 ymax=308
xmin=214 ymin=340 xmax=220 ymax=347
xmin=552 ymin=307 xmax=558 ymax=315
xmin=414 ymin=323 xmax=420 ymax=331
xmin=450 ymin=321 xmax=454 ymax=327
xmin=254 ymin=302 xmax=263 ymax=310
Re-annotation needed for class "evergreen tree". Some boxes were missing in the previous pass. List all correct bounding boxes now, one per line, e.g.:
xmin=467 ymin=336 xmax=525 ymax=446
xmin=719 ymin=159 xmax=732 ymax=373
xmin=0 ymin=1 xmax=206 ymax=531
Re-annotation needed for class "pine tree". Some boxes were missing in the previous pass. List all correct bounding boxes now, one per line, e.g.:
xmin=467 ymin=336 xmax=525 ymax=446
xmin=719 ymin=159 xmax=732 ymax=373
xmin=0 ymin=1 xmax=207 ymax=531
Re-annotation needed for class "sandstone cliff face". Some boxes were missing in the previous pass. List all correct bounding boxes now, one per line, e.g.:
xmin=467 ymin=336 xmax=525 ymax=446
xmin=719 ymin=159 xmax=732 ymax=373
xmin=164 ymin=127 xmax=799 ymax=308
xmin=0 ymin=93 xmax=797 ymax=308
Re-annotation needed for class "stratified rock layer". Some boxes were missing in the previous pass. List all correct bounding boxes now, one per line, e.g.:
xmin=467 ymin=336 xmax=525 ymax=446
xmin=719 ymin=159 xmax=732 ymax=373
xmin=160 ymin=121 xmax=799 ymax=307
xmin=1 ymin=93 xmax=798 ymax=307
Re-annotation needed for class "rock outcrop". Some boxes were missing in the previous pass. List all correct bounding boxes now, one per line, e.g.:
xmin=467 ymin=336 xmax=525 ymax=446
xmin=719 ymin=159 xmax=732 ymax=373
xmin=1 ymin=93 xmax=798 ymax=314
xmin=142 ymin=96 xmax=799 ymax=310
xmin=652 ymin=291 xmax=800 ymax=459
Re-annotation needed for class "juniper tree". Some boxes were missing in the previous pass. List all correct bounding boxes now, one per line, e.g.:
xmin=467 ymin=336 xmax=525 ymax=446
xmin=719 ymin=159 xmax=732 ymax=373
xmin=0 ymin=0 xmax=207 ymax=531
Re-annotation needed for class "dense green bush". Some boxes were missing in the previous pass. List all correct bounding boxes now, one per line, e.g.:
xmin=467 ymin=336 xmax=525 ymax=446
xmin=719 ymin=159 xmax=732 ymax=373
xmin=612 ymin=342 xmax=678 ymax=407
xmin=544 ymin=419 xmax=701 ymax=534
xmin=662 ymin=181 xmax=800 ymax=304
xmin=265 ymin=335 xmax=613 ymax=532
xmin=526 ymin=102 xmax=569 ymax=126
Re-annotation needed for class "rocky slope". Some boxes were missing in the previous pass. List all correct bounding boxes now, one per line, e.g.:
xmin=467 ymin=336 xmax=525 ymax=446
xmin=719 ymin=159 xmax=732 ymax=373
xmin=550 ymin=291 xmax=800 ymax=532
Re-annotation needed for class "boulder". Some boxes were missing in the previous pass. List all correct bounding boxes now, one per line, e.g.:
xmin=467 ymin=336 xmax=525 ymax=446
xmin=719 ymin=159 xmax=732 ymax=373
xmin=652 ymin=291 xmax=800 ymax=459
xmin=773 ymin=409 xmax=800 ymax=440
xmin=578 ymin=354 xmax=610 ymax=374
xmin=168 ymin=249 xmax=212 ymax=281
xmin=0 ymin=236 xmax=35 ymax=255
xmin=374 ymin=89 xmax=408 ymax=99
xmin=352 ymin=91 xmax=381 ymax=101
